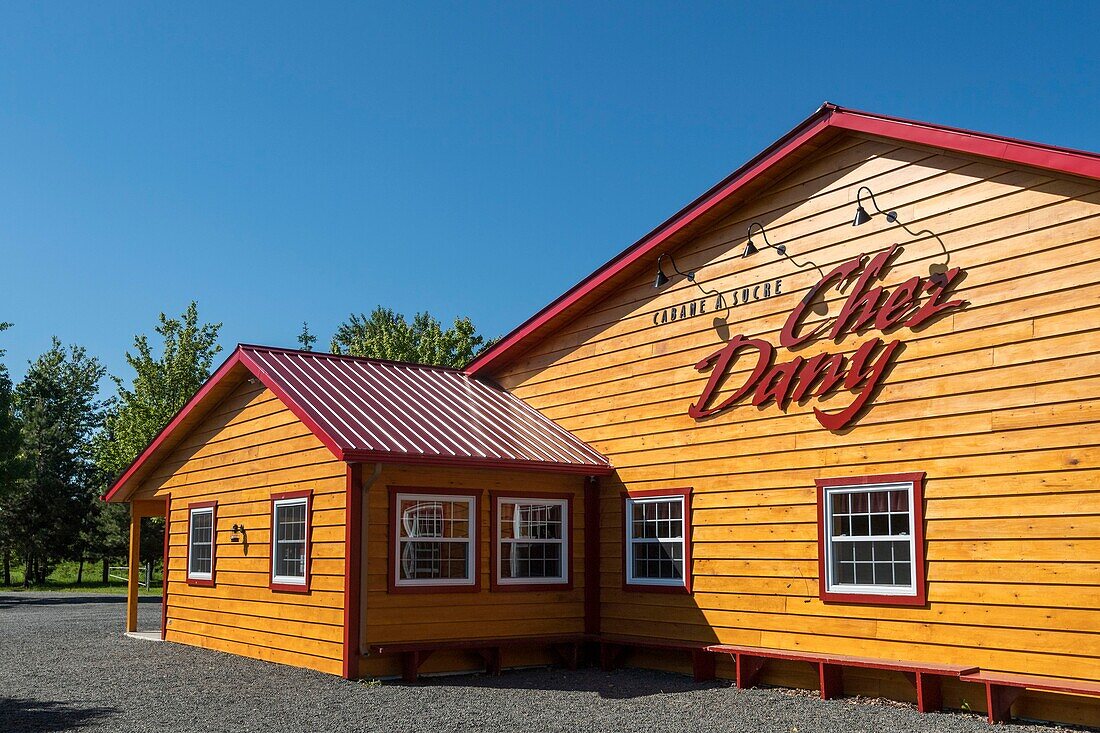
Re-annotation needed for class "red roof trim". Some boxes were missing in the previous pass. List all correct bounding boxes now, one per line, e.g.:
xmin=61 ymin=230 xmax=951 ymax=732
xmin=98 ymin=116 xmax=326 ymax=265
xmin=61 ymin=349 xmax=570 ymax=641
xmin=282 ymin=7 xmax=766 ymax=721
xmin=236 ymin=347 xmax=348 ymax=461
xmin=102 ymin=350 xmax=246 ymax=502
xmin=342 ymin=450 xmax=612 ymax=475
xmin=465 ymin=103 xmax=1100 ymax=377
xmin=104 ymin=344 xmax=609 ymax=502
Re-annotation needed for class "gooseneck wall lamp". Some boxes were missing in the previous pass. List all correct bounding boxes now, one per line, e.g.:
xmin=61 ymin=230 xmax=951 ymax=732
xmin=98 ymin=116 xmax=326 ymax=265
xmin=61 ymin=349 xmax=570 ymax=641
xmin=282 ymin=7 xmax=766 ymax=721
xmin=852 ymin=186 xmax=952 ymax=284
xmin=653 ymin=253 xmax=693 ymax=289
xmin=852 ymin=186 xmax=899 ymax=227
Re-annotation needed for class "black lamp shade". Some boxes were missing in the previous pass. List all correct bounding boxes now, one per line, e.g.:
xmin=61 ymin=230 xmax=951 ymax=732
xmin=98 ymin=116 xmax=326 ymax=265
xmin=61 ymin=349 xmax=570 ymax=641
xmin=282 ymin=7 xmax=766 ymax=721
xmin=853 ymin=205 xmax=872 ymax=226
xmin=654 ymin=269 xmax=670 ymax=288
xmin=742 ymin=240 xmax=759 ymax=258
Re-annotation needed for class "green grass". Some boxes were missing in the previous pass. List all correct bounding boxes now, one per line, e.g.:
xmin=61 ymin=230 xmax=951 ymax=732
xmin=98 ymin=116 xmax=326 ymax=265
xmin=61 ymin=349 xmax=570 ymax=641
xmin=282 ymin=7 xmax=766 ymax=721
xmin=1 ymin=559 xmax=163 ymax=595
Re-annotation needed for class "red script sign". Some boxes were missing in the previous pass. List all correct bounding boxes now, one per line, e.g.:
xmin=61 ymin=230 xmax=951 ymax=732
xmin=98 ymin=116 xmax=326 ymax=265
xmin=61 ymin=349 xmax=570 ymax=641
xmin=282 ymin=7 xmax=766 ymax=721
xmin=688 ymin=245 xmax=967 ymax=430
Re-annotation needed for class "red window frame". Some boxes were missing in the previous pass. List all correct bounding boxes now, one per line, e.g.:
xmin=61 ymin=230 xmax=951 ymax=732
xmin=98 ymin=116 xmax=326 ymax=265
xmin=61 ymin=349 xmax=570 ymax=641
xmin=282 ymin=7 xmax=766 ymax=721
xmin=489 ymin=491 xmax=574 ymax=592
xmin=387 ymin=486 xmax=482 ymax=594
xmin=269 ymin=489 xmax=313 ymax=593
xmin=186 ymin=500 xmax=217 ymax=587
xmin=816 ymin=472 xmax=927 ymax=606
xmin=621 ymin=488 xmax=693 ymax=594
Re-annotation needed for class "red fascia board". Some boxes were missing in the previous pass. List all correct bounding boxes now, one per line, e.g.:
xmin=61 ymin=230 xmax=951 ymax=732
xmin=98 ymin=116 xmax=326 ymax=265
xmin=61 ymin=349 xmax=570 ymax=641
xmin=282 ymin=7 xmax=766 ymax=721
xmin=236 ymin=347 xmax=347 ymax=461
xmin=830 ymin=108 xmax=1100 ymax=181
xmin=465 ymin=108 xmax=836 ymax=377
xmin=341 ymin=450 xmax=612 ymax=475
xmin=103 ymin=350 xmax=246 ymax=502
xmin=465 ymin=103 xmax=1100 ymax=378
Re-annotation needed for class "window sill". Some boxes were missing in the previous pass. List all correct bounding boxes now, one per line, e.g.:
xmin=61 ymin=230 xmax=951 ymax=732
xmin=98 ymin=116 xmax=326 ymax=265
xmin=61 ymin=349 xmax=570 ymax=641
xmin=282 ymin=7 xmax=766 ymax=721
xmin=186 ymin=577 xmax=214 ymax=588
xmin=270 ymin=580 xmax=310 ymax=594
xmin=387 ymin=582 xmax=481 ymax=595
xmin=490 ymin=580 xmax=572 ymax=592
xmin=821 ymin=589 xmax=926 ymax=606
xmin=623 ymin=581 xmax=691 ymax=595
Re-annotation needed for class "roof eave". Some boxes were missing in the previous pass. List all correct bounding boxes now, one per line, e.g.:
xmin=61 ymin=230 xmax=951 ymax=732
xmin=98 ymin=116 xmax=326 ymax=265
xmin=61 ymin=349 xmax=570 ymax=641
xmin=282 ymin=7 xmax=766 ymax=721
xmin=465 ymin=103 xmax=1100 ymax=378
xmin=341 ymin=450 xmax=613 ymax=476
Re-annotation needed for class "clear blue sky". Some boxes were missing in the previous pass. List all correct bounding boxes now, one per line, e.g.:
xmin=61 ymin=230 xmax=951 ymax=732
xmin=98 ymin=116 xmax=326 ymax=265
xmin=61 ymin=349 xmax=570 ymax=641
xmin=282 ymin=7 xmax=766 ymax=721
xmin=1 ymin=2 xmax=1097 ymax=389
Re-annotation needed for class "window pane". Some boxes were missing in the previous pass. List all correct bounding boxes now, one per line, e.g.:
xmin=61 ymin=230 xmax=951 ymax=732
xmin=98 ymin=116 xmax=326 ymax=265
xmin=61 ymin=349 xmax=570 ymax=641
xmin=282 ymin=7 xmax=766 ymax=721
xmin=631 ymin=541 xmax=683 ymax=580
xmin=870 ymin=514 xmax=890 ymax=536
xmin=827 ymin=482 xmax=916 ymax=590
xmin=502 ymin=541 xmax=563 ymax=579
xmin=400 ymin=540 xmax=469 ymax=581
xmin=274 ymin=501 xmax=307 ymax=580
xmin=189 ymin=510 xmax=213 ymax=576
xmin=275 ymin=538 xmax=305 ymax=578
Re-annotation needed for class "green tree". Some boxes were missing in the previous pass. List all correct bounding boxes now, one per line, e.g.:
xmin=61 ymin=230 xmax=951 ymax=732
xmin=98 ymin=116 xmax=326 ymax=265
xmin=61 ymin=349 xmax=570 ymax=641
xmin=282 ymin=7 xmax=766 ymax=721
xmin=91 ymin=302 xmax=222 ymax=576
xmin=5 ymin=339 xmax=105 ymax=585
xmin=0 ymin=323 xmax=23 ymax=584
xmin=329 ymin=307 xmax=495 ymax=368
xmin=297 ymin=321 xmax=316 ymax=352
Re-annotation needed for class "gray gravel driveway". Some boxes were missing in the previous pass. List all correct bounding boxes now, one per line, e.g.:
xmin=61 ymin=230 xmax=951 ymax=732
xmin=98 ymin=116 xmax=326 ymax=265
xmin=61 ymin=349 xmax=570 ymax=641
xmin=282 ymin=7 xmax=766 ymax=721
xmin=0 ymin=592 xmax=1089 ymax=732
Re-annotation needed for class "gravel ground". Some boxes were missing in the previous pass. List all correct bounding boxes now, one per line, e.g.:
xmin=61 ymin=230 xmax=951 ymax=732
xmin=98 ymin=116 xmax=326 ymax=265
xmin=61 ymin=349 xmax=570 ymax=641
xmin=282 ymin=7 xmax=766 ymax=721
xmin=0 ymin=592 xmax=1091 ymax=733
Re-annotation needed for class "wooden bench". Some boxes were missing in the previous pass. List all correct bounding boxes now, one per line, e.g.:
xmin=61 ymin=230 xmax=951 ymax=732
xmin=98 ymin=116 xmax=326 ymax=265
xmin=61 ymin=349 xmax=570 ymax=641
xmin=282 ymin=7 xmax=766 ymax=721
xmin=707 ymin=644 xmax=977 ymax=713
xmin=599 ymin=633 xmax=717 ymax=683
xmin=959 ymin=671 xmax=1100 ymax=724
xmin=369 ymin=634 xmax=590 ymax=682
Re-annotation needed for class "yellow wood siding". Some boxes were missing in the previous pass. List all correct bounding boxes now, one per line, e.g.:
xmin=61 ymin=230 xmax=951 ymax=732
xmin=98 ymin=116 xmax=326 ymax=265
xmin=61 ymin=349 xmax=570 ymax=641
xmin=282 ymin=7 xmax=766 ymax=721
xmin=132 ymin=380 xmax=347 ymax=676
xmin=489 ymin=134 xmax=1100 ymax=724
xmin=359 ymin=464 xmax=586 ymax=678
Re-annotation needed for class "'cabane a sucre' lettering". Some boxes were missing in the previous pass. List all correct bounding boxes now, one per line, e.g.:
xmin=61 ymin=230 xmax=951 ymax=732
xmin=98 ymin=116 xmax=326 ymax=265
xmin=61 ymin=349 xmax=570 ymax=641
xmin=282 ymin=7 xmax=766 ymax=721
xmin=689 ymin=245 xmax=967 ymax=430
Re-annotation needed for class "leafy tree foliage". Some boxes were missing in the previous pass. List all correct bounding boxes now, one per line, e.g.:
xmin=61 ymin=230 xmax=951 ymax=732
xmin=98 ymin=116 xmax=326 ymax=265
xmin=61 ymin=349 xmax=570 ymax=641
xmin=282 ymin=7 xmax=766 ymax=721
xmin=91 ymin=302 xmax=222 ymax=569
xmin=297 ymin=322 xmax=316 ymax=352
xmin=329 ymin=307 xmax=495 ymax=368
xmin=0 ymin=323 xmax=23 ymax=584
xmin=5 ymin=339 xmax=105 ymax=585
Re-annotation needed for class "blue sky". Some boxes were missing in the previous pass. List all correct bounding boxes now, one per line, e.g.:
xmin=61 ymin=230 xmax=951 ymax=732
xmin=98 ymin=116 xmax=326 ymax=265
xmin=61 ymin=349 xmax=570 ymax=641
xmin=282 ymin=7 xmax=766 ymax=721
xmin=1 ymin=2 xmax=1097 ymax=389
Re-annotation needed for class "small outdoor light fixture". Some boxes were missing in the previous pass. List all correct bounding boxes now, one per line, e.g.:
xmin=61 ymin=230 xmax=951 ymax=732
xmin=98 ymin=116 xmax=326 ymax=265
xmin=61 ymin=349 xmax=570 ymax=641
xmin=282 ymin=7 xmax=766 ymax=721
xmin=852 ymin=186 xmax=898 ymax=226
xmin=230 ymin=523 xmax=246 ymax=543
xmin=851 ymin=185 xmax=953 ymax=282
xmin=743 ymin=222 xmax=786 ymax=258
xmin=653 ymin=253 xmax=694 ymax=288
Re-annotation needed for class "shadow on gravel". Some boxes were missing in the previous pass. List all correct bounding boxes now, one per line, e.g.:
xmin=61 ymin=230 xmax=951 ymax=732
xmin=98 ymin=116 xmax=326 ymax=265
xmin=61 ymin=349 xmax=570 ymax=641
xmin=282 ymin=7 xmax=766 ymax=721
xmin=0 ymin=697 xmax=118 ymax=732
xmin=0 ymin=594 xmax=160 ymax=610
xmin=415 ymin=667 xmax=732 ymax=700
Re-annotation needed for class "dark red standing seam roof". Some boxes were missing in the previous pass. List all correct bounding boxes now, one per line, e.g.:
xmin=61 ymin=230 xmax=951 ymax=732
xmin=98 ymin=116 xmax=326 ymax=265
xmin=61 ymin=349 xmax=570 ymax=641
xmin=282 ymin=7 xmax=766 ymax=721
xmin=241 ymin=345 xmax=609 ymax=468
xmin=464 ymin=103 xmax=1100 ymax=378
xmin=104 ymin=345 xmax=610 ymax=502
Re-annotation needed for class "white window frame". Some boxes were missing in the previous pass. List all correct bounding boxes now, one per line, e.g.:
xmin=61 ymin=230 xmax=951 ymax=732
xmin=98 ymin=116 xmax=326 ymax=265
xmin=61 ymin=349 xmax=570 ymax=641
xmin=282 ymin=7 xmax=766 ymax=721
xmin=495 ymin=496 xmax=569 ymax=586
xmin=394 ymin=492 xmax=477 ymax=588
xmin=625 ymin=494 xmax=687 ymax=588
xmin=187 ymin=506 xmax=214 ymax=582
xmin=822 ymin=480 xmax=918 ymax=599
xmin=271 ymin=496 xmax=309 ymax=586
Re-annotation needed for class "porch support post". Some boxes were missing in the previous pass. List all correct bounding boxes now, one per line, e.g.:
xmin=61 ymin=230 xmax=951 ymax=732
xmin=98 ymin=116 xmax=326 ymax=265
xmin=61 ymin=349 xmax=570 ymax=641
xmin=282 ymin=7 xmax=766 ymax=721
xmin=343 ymin=462 xmax=364 ymax=680
xmin=583 ymin=475 xmax=601 ymax=637
xmin=126 ymin=505 xmax=141 ymax=632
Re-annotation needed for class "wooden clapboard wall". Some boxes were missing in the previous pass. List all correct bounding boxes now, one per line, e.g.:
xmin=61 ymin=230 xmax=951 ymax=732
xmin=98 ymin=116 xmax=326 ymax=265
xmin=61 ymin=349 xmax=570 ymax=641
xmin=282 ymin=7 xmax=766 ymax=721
xmin=489 ymin=133 xmax=1100 ymax=722
xmin=359 ymin=464 xmax=586 ymax=678
xmin=131 ymin=379 xmax=348 ymax=675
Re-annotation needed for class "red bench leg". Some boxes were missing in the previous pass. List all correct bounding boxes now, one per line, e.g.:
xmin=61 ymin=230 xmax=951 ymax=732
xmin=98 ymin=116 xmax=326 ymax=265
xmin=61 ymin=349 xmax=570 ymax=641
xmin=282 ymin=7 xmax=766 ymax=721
xmin=553 ymin=642 xmax=580 ymax=671
xmin=736 ymin=654 xmax=765 ymax=689
xmin=402 ymin=650 xmax=433 ymax=683
xmin=902 ymin=672 xmax=943 ymax=713
xmin=477 ymin=647 xmax=502 ymax=676
xmin=986 ymin=683 xmax=1023 ymax=724
xmin=692 ymin=649 xmax=716 ymax=683
xmin=600 ymin=643 xmax=624 ymax=671
xmin=818 ymin=662 xmax=843 ymax=700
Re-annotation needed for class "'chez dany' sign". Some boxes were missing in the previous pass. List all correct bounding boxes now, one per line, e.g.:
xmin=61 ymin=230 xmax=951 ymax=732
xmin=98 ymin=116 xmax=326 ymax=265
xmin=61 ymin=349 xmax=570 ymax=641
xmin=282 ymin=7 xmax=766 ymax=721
xmin=687 ymin=244 xmax=967 ymax=430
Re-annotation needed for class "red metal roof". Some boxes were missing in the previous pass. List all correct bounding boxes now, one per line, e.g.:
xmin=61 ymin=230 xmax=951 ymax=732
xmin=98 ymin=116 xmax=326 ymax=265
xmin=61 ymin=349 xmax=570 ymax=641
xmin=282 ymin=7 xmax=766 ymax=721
xmin=105 ymin=345 xmax=610 ymax=502
xmin=465 ymin=103 xmax=1100 ymax=378
xmin=241 ymin=345 xmax=609 ymax=469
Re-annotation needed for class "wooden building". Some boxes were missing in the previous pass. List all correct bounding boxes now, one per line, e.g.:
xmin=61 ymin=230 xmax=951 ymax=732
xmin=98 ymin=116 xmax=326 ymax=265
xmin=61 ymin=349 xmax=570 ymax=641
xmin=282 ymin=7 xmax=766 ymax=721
xmin=105 ymin=105 xmax=1100 ymax=727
